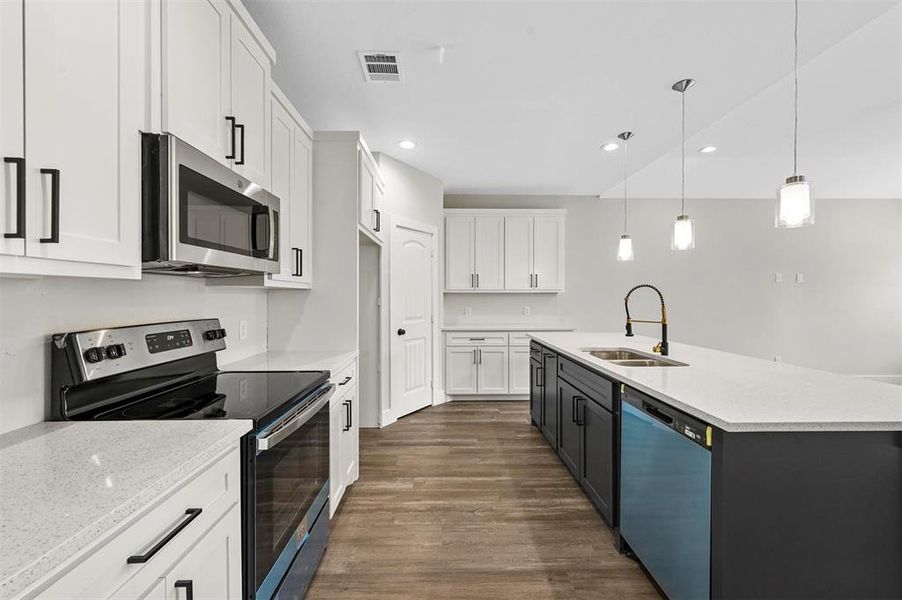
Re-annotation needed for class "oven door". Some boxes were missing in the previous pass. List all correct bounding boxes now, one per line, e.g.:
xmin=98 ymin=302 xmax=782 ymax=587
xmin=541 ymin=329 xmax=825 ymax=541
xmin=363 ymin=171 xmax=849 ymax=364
xmin=168 ymin=135 xmax=279 ymax=274
xmin=249 ymin=384 xmax=333 ymax=600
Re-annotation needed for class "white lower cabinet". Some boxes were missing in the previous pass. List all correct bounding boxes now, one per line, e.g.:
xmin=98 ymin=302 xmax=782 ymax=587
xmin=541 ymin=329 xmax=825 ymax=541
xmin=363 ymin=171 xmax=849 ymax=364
xmin=476 ymin=347 xmax=509 ymax=394
xmin=329 ymin=360 xmax=359 ymax=517
xmin=509 ymin=347 xmax=532 ymax=395
xmin=36 ymin=446 xmax=242 ymax=600
xmin=445 ymin=347 xmax=478 ymax=394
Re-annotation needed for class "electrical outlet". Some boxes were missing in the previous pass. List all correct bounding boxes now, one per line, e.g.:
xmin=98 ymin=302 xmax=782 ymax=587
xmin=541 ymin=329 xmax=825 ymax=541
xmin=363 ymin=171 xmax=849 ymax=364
xmin=795 ymin=273 xmax=804 ymax=284
xmin=239 ymin=320 xmax=248 ymax=340
xmin=775 ymin=272 xmax=783 ymax=284
xmin=522 ymin=305 xmax=531 ymax=316
xmin=774 ymin=355 xmax=783 ymax=363
xmin=464 ymin=306 xmax=472 ymax=317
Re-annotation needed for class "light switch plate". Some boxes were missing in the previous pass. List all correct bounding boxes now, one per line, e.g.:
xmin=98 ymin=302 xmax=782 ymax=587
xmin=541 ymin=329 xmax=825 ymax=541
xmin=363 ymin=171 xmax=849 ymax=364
xmin=775 ymin=272 xmax=783 ymax=283
xmin=522 ymin=305 xmax=531 ymax=316
xmin=795 ymin=273 xmax=804 ymax=284
xmin=464 ymin=306 xmax=472 ymax=317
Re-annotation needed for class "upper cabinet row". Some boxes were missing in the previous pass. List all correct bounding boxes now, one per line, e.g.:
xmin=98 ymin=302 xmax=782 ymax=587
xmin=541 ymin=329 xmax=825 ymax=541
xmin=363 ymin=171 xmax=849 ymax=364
xmin=0 ymin=0 xmax=313 ymax=287
xmin=445 ymin=210 xmax=566 ymax=293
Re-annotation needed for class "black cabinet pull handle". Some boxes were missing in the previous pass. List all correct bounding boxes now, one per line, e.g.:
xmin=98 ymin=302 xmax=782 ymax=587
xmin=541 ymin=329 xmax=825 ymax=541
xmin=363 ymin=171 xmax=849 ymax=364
xmin=174 ymin=580 xmax=194 ymax=600
xmin=576 ymin=397 xmax=585 ymax=426
xmin=291 ymin=247 xmax=300 ymax=276
xmin=225 ymin=116 xmax=237 ymax=159
xmin=338 ymin=376 xmax=352 ymax=386
xmin=298 ymin=248 xmax=303 ymax=277
xmin=235 ymin=123 xmax=245 ymax=165
xmin=127 ymin=508 xmax=202 ymax=564
xmin=536 ymin=366 xmax=544 ymax=387
xmin=572 ymin=395 xmax=578 ymax=423
xmin=343 ymin=400 xmax=351 ymax=431
xmin=374 ymin=208 xmax=381 ymax=232
xmin=39 ymin=168 xmax=60 ymax=244
xmin=3 ymin=157 xmax=25 ymax=239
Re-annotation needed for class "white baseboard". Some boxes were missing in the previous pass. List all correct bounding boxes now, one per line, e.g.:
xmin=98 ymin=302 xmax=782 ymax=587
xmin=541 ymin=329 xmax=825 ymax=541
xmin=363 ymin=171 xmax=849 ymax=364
xmin=447 ymin=395 xmax=529 ymax=401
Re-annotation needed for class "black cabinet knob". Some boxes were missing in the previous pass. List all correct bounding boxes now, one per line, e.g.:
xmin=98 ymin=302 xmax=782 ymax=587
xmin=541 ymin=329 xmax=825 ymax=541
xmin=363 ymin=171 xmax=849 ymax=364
xmin=397 ymin=328 xmax=406 ymax=336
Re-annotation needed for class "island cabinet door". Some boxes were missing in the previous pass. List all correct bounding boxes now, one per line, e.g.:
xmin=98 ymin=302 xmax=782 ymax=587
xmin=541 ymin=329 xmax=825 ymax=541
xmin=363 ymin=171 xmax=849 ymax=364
xmin=557 ymin=379 xmax=581 ymax=479
xmin=580 ymin=395 xmax=614 ymax=525
xmin=540 ymin=351 xmax=558 ymax=448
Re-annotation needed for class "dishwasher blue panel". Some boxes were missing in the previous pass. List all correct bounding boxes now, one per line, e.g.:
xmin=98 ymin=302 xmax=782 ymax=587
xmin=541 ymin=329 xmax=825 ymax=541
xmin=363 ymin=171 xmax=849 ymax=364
xmin=620 ymin=400 xmax=711 ymax=600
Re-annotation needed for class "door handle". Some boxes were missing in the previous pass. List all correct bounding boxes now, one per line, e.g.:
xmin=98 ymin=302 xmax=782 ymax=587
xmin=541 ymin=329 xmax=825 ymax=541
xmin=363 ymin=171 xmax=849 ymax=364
xmin=343 ymin=400 xmax=352 ymax=431
xmin=39 ymin=168 xmax=60 ymax=243
xmin=575 ymin=397 xmax=585 ymax=426
xmin=477 ymin=348 xmax=482 ymax=364
xmin=127 ymin=508 xmax=202 ymax=564
xmin=225 ymin=116 xmax=237 ymax=159
xmin=374 ymin=209 xmax=381 ymax=232
xmin=292 ymin=247 xmax=301 ymax=276
xmin=298 ymin=248 xmax=303 ymax=277
xmin=174 ymin=580 xmax=194 ymax=600
xmin=235 ymin=123 xmax=246 ymax=165
xmin=475 ymin=273 xmax=479 ymax=288
xmin=572 ymin=395 xmax=579 ymax=423
xmin=397 ymin=328 xmax=406 ymax=336
xmin=529 ymin=273 xmax=534 ymax=288
xmin=535 ymin=273 xmax=539 ymax=288
xmin=3 ymin=157 xmax=25 ymax=239
xmin=472 ymin=349 xmax=477 ymax=364
xmin=535 ymin=366 xmax=544 ymax=386
xmin=338 ymin=376 xmax=352 ymax=386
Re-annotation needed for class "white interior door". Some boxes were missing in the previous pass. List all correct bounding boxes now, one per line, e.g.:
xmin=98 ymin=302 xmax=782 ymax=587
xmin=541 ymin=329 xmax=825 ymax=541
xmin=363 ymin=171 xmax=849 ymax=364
xmin=0 ymin=0 xmax=24 ymax=256
xmin=476 ymin=347 xmax=509 ymax=394
xmin=230 ymin=14 xmax=270 ymax=186
xmin=504 ymin=216 xmax=533 ymax=290
xmin=533 ymin=215 xmax=564 ymax=290
xmin=474 ymin=216 xmax=504 ymax=290
xmin=444 ymin=215 xmax=474 ymax=290
xmin=24 ymin=0 xmax=142 ymax=266
xmin=391 ymin=224 xmax=435 ymax=419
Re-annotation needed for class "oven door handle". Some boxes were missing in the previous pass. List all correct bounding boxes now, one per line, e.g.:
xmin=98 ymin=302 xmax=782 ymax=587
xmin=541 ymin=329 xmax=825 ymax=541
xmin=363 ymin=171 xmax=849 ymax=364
xmin=256 ymin=384 xmax=334 ymax=452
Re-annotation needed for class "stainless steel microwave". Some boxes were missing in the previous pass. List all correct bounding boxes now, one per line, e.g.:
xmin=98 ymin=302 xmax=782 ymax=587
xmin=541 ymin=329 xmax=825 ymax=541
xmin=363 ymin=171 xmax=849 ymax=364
xmin=141 ymin=133 xmax=279 ymax=276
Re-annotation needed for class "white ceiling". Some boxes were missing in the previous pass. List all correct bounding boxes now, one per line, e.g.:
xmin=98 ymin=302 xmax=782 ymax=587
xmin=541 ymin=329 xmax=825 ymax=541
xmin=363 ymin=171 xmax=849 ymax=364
xmin=244 ymin=0 xmax=902 ymax=198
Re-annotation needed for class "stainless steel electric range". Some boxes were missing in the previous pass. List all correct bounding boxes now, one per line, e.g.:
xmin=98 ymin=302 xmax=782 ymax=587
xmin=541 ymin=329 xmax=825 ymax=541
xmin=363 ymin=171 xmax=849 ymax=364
xmin=50 ymin=318 xmax=333 ymax=600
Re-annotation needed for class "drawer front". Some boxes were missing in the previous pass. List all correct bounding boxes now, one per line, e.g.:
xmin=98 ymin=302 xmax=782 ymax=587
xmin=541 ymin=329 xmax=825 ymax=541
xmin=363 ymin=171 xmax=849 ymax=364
xmin=529 ymin=342 xmax=543 ymax=362
xmin=558 ymin=356 xmax=614 ymax=412
xmin=37 ymin=446 xmax=241 ymax=600
xmin=509 ymin=333 xmax=532 ymax=347
xmin=330 ymin=359 xmax=357 ymax=388
xmin=445 ymin=332 xmax=509 ymax=346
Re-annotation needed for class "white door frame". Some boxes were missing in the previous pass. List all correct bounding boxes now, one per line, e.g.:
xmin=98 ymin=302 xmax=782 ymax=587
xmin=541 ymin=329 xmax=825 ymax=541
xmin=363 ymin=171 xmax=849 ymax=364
xmin=385 ymin=215 xmax=439 ymax=427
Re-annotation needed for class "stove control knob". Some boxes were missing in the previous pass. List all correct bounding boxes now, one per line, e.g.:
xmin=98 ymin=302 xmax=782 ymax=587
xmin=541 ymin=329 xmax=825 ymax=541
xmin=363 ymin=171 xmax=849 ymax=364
xmin=105 ymin=343 xmax=127 ymax=360
xmin=84 ymin=347 xmax=105 ymax=364
xmin=204 ymin=330 xmax=218 ymax=341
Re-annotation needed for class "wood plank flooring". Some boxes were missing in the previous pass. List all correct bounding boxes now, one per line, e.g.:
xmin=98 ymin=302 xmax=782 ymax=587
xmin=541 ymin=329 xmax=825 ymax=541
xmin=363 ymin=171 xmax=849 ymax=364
xmin=306 ymin=401 xmax=661 ymax=600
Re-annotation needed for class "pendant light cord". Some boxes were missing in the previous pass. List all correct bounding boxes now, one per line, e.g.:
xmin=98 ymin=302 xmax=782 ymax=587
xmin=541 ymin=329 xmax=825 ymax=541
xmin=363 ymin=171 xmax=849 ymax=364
xmin=793 ymin=0 xmax=799 ymax=176
xmin=680 ymin=90 xmax=686 ymax=215
xmin=623 ymin=140 xmax=629 ymax=231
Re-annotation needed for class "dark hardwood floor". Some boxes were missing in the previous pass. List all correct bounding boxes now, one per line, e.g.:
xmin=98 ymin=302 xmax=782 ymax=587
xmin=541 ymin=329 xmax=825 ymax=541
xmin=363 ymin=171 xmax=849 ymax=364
xmin=306 ymin=401 xmax=660 ymax=600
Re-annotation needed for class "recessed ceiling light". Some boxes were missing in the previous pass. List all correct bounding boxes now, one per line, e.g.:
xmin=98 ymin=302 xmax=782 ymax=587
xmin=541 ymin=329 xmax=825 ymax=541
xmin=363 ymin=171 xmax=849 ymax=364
xmin=699 ymin=146 xmax=717 ymax=153
xmin=602 ymin=142 xmax=619 ymax=152
xmin=398 ymin=140 xmax=417 ymax=150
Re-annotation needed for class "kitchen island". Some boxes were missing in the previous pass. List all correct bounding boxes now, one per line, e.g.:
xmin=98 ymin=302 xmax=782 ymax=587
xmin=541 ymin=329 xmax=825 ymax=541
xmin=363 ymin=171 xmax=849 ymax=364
xmin=529 ymin=332 xmax=902 ymax=600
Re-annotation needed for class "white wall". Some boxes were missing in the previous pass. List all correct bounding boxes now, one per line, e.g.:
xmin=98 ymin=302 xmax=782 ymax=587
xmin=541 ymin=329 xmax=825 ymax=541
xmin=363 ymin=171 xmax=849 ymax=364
xmin=0 ymin=276 xmax=267 ymax=434
xmin=375 ymin=153 xmax=445 ymax=417
xmin=444 ymin=194 xmax=902 ymax=379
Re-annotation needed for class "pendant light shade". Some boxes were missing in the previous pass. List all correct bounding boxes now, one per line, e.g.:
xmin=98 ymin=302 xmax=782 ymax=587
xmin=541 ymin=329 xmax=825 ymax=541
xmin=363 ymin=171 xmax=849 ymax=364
xmin=617 ymin=234 xmax=635 ymax=261
xmin=777 ymin=0 xmax=814 ymax=228
xmin=672 ymin=78 xmax=695 ymax=251
xmin=616 ymin=131 xmax=635 ymax=261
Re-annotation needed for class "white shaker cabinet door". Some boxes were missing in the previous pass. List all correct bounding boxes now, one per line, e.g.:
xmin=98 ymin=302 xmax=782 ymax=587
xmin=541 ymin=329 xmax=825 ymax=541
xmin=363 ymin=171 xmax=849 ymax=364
xmin=508 ymin=347 xmax=531 ymax=395
xmin=445 ymin=347 xmax=478 ymax=394
xmin=473 ymin=216 xmax=504 ymax=290
xmin=292 ymin=125 xmax=313 ymax=284
xmin=162 ymin=0 xmax=231 ymax=166
xmin=358 ymin=152 xmax=375 ymax=232
xmin=476 ymin=347 xmax=509 ymax=395
xmin=340 ymin=388 xmax=359 ymax=485
xmin=24 ymin=0 xmax=142 ymax=266
xmin=330 ymin=396 xmax=347 ymax=516
xmin=0 ymin=0 xmax=24 ymax=256
xmin=269 ymin=95 xmax=294 ymax=281
xmin=445 ymin=216 xmax=474 ymax=290
xmin=230 ymin=13 xmax=271 ymax=186
xmin=533 ymin=215 xmax=564 ymax=291
xmin=503 ymin=216 xmax=533 ymax=290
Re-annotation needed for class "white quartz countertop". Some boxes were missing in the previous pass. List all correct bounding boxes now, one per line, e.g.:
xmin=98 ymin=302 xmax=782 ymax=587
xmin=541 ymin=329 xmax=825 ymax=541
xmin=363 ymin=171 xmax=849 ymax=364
xmin=442 ymin=323 xmax=574 ymax=332
xmin=0 ymin=420 xmax=251 ymax=600
xmin=223 ymin=349 xmax=357 ymax=375
xmin=530 ymin=332 xmax=902 ymax=433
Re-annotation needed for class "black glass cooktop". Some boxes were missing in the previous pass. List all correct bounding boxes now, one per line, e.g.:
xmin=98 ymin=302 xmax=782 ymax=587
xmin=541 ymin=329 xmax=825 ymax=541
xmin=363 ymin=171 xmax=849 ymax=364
xmin=88 ymin=370 xmax=328 ymax=429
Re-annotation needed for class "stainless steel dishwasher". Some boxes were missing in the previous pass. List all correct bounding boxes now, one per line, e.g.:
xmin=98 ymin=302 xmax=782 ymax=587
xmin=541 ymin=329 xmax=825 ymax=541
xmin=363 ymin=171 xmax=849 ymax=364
xmin=620 ymin=388 xmax=712 ymax=600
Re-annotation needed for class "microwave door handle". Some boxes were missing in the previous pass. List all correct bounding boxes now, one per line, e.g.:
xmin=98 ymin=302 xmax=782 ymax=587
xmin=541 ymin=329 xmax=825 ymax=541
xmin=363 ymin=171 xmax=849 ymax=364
xmin=256 ymin=385 xmax=334 ymax=452
xmin=268 ymin=208 xmax=277 ymax=260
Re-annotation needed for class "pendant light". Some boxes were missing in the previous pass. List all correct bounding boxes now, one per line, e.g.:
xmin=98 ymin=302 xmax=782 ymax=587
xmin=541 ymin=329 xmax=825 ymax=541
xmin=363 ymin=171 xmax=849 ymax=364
xmin=617 ymin=131 xmax=635 ymax=261
xmin=671 ymin=78 xmax=695 ymax=251
xmin=776 ymin=0 xmax=814 ymax=228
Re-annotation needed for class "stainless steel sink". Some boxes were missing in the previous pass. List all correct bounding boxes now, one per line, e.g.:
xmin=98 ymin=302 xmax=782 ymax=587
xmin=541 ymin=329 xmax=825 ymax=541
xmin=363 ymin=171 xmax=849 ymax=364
xmin=582 ymin=347 xmax=688 ymax=367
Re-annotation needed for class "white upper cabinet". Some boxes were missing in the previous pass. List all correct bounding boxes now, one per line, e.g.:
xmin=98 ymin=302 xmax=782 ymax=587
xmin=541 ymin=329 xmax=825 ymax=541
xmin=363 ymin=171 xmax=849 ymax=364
xmin=0 ymin=0 xmax=144 ymax=276
xmin=292 ymin=122 xmax=313 ymax=285
xmin=161 ymin=0 xmax=231 ymax=166
xmin=446 ymin=210 xmax=564 ymax=293
xmin=270 ymin=93 xmax=294 ymax=282
xmin=358 ymin=149 xmax=384 ymax=240
xmin=0 ymin=0 xmax=25 ymax=257
xmin=161 ymin=0 xmax=274 ymax=186
xmin=229 ymin=12 xmax=271 ymax=186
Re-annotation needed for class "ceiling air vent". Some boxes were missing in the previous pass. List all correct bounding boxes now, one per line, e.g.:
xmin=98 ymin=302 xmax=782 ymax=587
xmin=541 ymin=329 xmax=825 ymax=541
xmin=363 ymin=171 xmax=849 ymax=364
xmin=358 ymin=51 xmax=403 ymax=83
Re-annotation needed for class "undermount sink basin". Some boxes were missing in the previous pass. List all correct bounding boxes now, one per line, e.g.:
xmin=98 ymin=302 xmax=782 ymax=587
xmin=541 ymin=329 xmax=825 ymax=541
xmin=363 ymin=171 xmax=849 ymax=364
xmin=582 ymin=347 xmax=688 ymax=367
